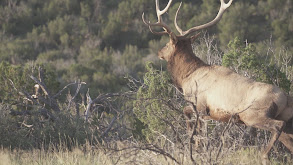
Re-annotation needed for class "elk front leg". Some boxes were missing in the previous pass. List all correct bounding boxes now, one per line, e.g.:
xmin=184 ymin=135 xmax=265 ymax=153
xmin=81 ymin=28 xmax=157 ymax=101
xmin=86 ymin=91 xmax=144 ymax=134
xmin=184 ymin=103 xmax=200 ymax=162
xmin=183 ymin=104 xmax=194 ymax=134
xmin=184 ymin=104 xmax=204 ymax=147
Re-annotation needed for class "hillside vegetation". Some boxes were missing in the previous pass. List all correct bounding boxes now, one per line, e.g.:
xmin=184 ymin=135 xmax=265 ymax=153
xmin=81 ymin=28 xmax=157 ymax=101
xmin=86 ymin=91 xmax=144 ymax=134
xmin=0 ymin=0 xmax=292 ymax=164
xmin=0 ymin=0 xmax=292 ymax=94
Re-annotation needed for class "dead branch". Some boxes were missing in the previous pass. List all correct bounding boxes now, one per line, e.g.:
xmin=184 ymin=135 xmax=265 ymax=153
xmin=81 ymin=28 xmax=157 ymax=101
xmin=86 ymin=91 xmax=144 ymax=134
xmin=66 ymin=80 xmax=86 ymax=111
xmin=100 ymin=115 xmax=118 ymax=138
xmin=53 ymin=82 xmax=79 ymax=98
xmin=189 ymin=103 xmax=199 ymax=163
xmin=85 ymin=89 xmax=93 ymax=122
xmin=106 ymin=143 xmax=180 ymax=165
xmin=215 ymin=114 xmax=235 ymax=161
xmin=30 ymin=75 xmax=50 ymax=96
xmin=30 ymin=74 xmax=60 ymax=112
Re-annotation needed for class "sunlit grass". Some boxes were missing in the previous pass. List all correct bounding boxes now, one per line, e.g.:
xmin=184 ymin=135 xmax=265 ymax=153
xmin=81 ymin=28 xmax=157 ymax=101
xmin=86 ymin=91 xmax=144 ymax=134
xmin=0 ymin=146 xmax=113 ymax=165
xmin=0 ymin=145 xmax=292 ymax=165
xmin=219 ymin=147 xmax=293 ymax=165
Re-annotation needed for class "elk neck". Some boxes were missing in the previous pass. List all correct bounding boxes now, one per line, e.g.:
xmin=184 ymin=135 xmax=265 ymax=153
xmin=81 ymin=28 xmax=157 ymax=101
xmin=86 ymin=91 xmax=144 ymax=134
xmin=167 ymin=41 xmax=208 ymax=89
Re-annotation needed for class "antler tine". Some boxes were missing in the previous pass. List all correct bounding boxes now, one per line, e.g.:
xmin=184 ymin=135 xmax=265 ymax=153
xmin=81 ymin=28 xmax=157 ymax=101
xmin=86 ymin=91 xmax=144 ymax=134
xmin=180 ymin=0 xmax=233 ymax=37
xmin=142 ymin=13 xmax=169 ymax=34
xmin=220 ymin=0 xmax=233 ymax=9
xmin=174 ymin=2 xmax=183 ymax=35
xmin=156 ymin=0 xmax=173 ymax=21
xmin=142 ymin=0 xmax=173 ymax=35
xmin=149 ymin=26 xmax=169 ymax=35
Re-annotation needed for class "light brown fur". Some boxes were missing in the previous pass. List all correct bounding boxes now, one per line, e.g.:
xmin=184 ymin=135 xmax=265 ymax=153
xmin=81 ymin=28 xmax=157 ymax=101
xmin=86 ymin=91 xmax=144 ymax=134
xmin=164 ymin=36 xmax=293 ymax=163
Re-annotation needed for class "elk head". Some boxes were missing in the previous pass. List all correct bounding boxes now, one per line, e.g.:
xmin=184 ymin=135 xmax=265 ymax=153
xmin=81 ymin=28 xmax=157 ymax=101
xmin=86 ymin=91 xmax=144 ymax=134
xmin=142 ymin=0 xmax=233 ymax=62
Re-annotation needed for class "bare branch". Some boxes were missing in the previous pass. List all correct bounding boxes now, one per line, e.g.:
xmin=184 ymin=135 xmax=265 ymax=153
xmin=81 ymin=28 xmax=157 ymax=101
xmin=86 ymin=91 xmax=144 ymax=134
xmin=66 ymin=80 xmax=86 ymax=111
xmin=29 ymin=74 xmax=60 ymax=112
xmin=100 ymin=116 xmax=118 ymax=138
xmin=84 ymin=88 xmax=93 ymax=122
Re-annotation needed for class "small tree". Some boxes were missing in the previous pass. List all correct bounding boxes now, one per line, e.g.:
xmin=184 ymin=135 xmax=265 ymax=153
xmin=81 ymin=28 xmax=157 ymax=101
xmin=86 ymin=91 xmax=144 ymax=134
xmin=223 ymin=37 xmax=290 ymax=93
xmin=133 ymin=63 xmax=185 ymax=143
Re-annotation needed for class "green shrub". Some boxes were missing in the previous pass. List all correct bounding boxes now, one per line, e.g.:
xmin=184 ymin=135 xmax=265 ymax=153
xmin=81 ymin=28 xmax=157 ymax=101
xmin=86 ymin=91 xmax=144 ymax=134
xmin=133 ymin=63 xmax=184 ymax=142
xmin=223 ymin=37 xmax=291 ymax=93
xmin=0 ymin=106 xmax=96 ymax=150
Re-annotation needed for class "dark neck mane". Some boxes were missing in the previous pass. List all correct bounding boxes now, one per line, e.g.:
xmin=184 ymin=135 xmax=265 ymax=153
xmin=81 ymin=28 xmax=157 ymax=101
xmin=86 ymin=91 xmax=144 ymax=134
xmin=168 ymin=42 xmax=207 ymax=89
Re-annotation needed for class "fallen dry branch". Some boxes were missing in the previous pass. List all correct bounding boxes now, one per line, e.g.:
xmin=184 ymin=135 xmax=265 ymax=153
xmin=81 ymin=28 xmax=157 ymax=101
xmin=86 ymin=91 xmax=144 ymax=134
xmin=105 ymin=142 xmax=181 ymax=165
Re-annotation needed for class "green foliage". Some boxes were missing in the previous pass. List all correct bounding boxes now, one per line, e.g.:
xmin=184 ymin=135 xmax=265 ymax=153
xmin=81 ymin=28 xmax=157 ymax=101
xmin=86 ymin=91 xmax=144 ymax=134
xmin=259 ymin=0 xmax=293 ymax=48
xmin=133 ymin=63 xmax=179 ymax=142
xmin=0 ymin=62 xmax=32 ymax=103
xmin=46 ymin=15 xmax=87 ymax=48
xmin=0 ymin=1 xmax=33 ymax=35
xmin=0 ymin=39 xmax=37 ymax=63
xmin=0 ymin=62 xmax=59 ymax=104
xmin=188 ymin=0 xmax=218 ymax=33
xmin=80 ymin=2 xmax=92 ymax=19
xmin=0 ymin=0 xmax=291 ymax=96
xmin=72 ymin=44 xmax=124 ymax=93
xmin=223 ymin=37 xmax=258 ymax=72
xmin=120 ymin=45 xmax=145 ymax=77
xmin=223 ymin=37 xmax=291 ymax=93
xmin=101 ymin=0 xmax=151 ymax=48
xmin=0 ymin=106 xmax=95 ymax=150
xmin=218 ymin=2 xmax=264 ymax=47
xmin=44 ymin=0 xmax=80 ymax=19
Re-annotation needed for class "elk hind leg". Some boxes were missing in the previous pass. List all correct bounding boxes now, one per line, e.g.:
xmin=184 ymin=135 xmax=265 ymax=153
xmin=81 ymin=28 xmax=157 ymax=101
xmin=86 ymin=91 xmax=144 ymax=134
xmin=253 ymin=119 xmax=285 ymax=164
xmin=279 ymin=122 xmax=293 ymax=153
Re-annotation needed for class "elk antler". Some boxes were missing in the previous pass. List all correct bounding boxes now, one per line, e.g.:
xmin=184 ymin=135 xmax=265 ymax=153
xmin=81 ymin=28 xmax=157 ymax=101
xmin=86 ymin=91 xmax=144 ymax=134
xmin=142 ymin=0 xmax=173 ymax=35
xmin=143 ymin=0 xmax=233 ymax=37
xmin=175 ymin=0 xmax=233 ymax=37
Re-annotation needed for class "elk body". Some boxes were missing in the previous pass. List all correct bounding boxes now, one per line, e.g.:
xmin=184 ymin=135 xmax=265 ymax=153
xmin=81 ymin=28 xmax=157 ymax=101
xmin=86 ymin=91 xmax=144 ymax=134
xmin=143 ymin=0 xmax=293 ymax=163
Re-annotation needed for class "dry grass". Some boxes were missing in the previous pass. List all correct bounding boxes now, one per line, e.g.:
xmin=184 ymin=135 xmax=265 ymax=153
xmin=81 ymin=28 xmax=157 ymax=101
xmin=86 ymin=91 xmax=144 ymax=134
xmin=1 ymin=144 xmax=292 ymax=165
xmin=0 ymin=147 xmax=112 ymax=165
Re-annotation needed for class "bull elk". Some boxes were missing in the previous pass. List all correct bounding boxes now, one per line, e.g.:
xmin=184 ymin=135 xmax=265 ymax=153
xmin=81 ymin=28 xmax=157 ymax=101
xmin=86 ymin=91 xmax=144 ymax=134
xmin=142 ymin=0 xmax=293 ymax=163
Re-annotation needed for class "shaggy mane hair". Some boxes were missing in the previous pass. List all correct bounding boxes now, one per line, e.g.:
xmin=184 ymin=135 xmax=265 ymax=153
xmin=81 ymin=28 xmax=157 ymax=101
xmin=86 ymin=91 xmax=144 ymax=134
xmin=167 ymin=39 xmax=208 ymax=88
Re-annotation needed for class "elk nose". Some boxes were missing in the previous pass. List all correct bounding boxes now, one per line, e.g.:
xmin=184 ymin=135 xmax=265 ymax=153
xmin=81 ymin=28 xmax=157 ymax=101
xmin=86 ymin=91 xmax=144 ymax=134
xmin=158 ymin=54 xmax=165 ymax=60
xmin=158 ymin=51 xmax=164 ymax=60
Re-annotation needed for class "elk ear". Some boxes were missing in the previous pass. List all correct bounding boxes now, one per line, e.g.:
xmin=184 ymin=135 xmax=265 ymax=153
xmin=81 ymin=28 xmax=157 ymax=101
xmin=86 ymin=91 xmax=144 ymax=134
xmin=169 ymin=32 xmax=178 ymax=45
xmin=190 ymin=32 xmax=201 ymax=43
